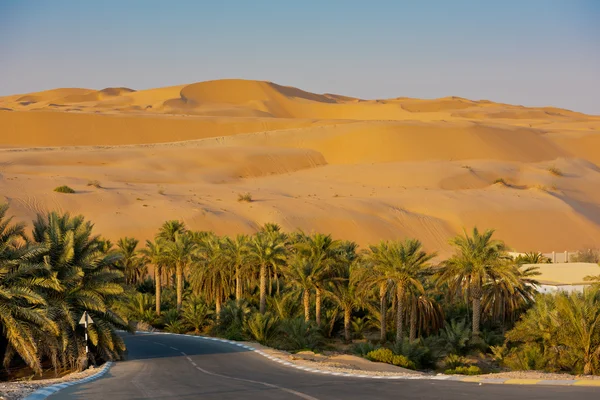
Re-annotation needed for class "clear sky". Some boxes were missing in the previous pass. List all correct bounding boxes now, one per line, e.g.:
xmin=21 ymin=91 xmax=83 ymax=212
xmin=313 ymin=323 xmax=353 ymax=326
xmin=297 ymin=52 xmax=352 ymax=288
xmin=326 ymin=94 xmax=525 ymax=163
xmin=1 ymin=0 xmax=599 ymax=113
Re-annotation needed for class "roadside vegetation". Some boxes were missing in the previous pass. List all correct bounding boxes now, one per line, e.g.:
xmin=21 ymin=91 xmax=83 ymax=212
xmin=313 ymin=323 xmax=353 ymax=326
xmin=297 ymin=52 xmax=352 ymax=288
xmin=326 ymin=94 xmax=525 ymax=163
xmin=2 ymin=203 xmax=600 ymax=380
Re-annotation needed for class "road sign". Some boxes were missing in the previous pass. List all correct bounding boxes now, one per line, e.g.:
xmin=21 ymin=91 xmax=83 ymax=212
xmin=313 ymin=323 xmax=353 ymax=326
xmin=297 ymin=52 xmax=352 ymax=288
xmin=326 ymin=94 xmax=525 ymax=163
xmin=79 ymin=311 xmax=94 ymax=326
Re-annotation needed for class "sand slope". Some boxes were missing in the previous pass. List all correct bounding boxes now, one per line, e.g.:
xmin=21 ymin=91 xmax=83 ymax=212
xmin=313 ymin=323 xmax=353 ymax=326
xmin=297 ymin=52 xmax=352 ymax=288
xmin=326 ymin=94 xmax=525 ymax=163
xmin=1 ymin=79 xmax=599 ymax=254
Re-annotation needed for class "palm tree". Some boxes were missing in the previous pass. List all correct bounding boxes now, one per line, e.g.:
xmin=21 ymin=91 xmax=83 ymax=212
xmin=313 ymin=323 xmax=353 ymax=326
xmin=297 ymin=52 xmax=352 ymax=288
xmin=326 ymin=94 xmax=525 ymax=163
xmin=223 ymin=235 xmax=251 ymax=303
xmin=32 ymin=211 xmax=128 ymax=370
xmin=515 ymin=252 xmax=551 ymax=264
xmin=116 ymin=237 xmax=146 ymax=285
xmin=326 ymin=263 xmax=363 ymax=343
xmin=162 ymin=232 xmax=196 ymax=311
xmin=0 ymin=204 xmax=59 ymax=374
xmin=355 ymin=255 xmax=390 ymax=343
xmin=482 ymin=264 xmax=539 ymax=331
xmin=181 ymin=294 xmax=213 ymax=334
xmin=156 ymin=220 xmax=186 ymax=242
xmin=249 ymin=230 xmax=287 ymax=314
xmin=438 ymin=227 xmax=517 ymax=335
xmin=293 ymin=233 xmax=342 ymax=325
xmin=140 ymin=239 xmax=166 ymax=315
xmin=190 ymin=234 xmax=233 ymax=315
xmin=284 ymin=256 xmax=316 ymax=321
xmin=367 ymin=239 xmax=435 ymax=342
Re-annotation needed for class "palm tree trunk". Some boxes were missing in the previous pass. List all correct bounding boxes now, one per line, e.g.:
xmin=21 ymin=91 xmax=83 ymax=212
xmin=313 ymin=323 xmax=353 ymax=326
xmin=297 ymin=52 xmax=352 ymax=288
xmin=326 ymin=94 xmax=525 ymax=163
xmin=235 ymin=265 xmax=242 ymax=302
xmin=472 ymin=284 xmax=482 ymax=336
xmin=215 ymin=295 xmax=222 ymax=317
xmin=259 ymin=263 xmax=267 ymax=314
xmin=344 ymin=308 xmax=352 ymax=343
xmin=155 ymin=266 xmax=162 ymax=315
xmin=303 ymin=289 xmax=310 ymax=321
xmin=315 ymin=288 xmax=322 ymax=326
xmin=396 ymin=285 xmax=405 ymax=343
xmin=275 ymin=272 xmax=280 ymax=295
xmin=176 ymin=263 xmax=183 ymax=312
xmin=379 ymin=282 xmax=387 ymax=343
xmin=409 ymin=297 xmax=417 ymax=342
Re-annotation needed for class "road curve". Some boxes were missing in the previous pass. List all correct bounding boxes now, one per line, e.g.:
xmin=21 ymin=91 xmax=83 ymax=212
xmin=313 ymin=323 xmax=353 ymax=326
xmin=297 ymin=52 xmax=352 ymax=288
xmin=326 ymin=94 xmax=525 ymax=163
xmin=49 ymin=333 xmax=598 ymax=400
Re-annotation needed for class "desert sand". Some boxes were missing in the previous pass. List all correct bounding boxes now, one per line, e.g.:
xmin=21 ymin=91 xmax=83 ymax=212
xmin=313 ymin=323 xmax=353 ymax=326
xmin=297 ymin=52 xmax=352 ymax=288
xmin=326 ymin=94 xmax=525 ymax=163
xmin=1 ymin=79 xmax=599 ymax=256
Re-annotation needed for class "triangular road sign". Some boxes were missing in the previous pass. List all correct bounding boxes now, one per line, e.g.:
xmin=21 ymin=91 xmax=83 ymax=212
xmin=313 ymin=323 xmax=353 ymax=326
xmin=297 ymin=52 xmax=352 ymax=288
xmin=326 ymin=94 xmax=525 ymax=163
xmin=79 ymin=311 xmax=94 ymax=325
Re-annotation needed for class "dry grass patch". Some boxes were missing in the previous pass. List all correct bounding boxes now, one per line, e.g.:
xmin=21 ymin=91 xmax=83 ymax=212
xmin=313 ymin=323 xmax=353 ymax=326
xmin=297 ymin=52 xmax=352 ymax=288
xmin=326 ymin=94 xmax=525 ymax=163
xmin=238 ymin=192 xmax=253 ymax=202
xmin=87 ymin=180 xmax=102 ymax=188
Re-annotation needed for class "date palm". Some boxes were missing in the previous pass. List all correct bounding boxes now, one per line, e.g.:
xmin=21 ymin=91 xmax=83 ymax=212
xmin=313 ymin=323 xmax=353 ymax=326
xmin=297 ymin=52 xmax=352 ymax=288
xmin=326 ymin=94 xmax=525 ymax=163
xmin=293 ymin=233 xmax=342 ymax=325
xmin=0 ymin=204 xmax=59 ymax=374
xmin=367 ymin=239 xmax=435 ymax=343
xmin=223 ymin=235 xmax=251 ymax=303
xmin=438 ymin=227 xmax=517 ymax=335
xmin=326 ymin=262 xmax=363 ymax=343
xmin=249 ymin=230 xmax=287 ymax=314
xmin=32 ymin=211 xmax=128 ymax=370
xmin=162 ymin=232 xmax=196 ymax=311
xmin=116 ymin=237 xmax=146 ymax=285
xmin=140 ymin=239 xmax=166 ymax=315
xmin=190 ymin=234 xmax=233 ymax=315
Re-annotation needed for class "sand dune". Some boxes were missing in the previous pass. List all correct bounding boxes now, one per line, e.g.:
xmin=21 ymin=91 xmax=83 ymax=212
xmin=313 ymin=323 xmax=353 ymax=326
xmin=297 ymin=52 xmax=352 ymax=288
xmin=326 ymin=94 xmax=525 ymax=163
xmin=0 ymin=79 xmax=599 ymax=253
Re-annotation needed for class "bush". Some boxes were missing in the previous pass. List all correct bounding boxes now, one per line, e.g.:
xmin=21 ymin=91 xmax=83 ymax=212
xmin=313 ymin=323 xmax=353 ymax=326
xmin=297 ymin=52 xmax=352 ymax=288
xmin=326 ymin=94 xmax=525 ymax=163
xmin=245 ymin=312 xmax=280 ymax=345
xmin=445 ymin=365 xmax=482 ymax=375
xmin=87 ymin=180 xmax=102 ymax=188
xmin=548 ymin=166 xmax=563 ymax=177
xmin=215 ymin=300 xmax=252 ymax=341
xmin=392 ymin=338 xmax=435 ymax=369
xmin=238 ymin=193 xmax=253 ymax=202
xmin=493 ymin=178 xmax=508 ymax=185
xmin=443 ymin=354 xmax=468 ymax=369
xmin=160 ymin=309 xmax=180 ymax=327
xmin=351 ymin=342 xmax=380 ymax=357
xmin=437 ymin=319 xmax=472 ymax=355
xmin=278 ymin=317 xmax=323 ymax=352
xmin=503 ymin=343 xmax=550 ymax=371
xmin=366 ymin=348 xmax=417 ymax=370
xmin=570 ymin=248 xmax=600 ymax=263
xmin=164 ymin=320 xmax=187 ymax=334
xmin=181 ymin=295 xmax=213 ymax=334
xmin=54 ymin=185 xmax=75 ymax=193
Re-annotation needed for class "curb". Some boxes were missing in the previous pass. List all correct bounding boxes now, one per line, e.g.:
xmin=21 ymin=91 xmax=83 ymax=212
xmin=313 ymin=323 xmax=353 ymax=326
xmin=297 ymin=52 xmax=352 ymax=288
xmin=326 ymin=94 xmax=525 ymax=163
xmin=136 ymin=331 xmax=600 ymax=387
xmin=22 ymin=362 xmax=113 ymax=400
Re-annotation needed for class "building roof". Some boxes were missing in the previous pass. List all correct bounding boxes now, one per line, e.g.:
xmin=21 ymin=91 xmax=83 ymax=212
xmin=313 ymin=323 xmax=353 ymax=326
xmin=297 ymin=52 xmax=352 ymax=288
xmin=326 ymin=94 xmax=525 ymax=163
xmin=525 ymin=262 xmax=600 ymax=285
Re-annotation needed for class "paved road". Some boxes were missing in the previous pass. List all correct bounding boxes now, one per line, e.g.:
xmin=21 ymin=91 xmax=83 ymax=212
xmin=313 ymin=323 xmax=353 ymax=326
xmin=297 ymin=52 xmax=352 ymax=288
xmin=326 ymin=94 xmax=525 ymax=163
xmin=50 ymin=333 xmax=598 ymax=399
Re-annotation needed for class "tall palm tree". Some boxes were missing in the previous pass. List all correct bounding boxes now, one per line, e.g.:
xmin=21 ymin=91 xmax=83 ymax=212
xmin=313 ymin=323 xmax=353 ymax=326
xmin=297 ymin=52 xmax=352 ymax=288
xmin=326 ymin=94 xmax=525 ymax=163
xmin=438 ymin=227 xmax=517 ymax=335
xmin=367 ymin=239 xmax=435 ymax=342
xmin=32 ymin=211 xmax=128 ymax=370
xmin=249 ymin=230 xmax=287 ymax=314
xmin=0 ymin=204 xmax=59 ymax=374
xmin=284 ymin=255 xmax=318 ymax=321
xmin=223 ymin=235 xmax=251 ymax=303
xmin=162 ymin=232 xmax=196 ymax=311
xmin=326 ymin=263 xmax=363 ymax=343
xmin=482 ymin=264 xmax=539 ymax=331
xmin=140 ymin=239 xmax=166 ymax=315
xmin=355 ymin=254 xmax=390 ymax=344
xmin=116 ymin=237 xmax=146 ymax=285
xmin=156 ymin=220 xmax=186 ymax=242
xmin=190 ymin=234 xmax=233 ymax=315
xmin=293 ymin=233 xmax=342 ymax=325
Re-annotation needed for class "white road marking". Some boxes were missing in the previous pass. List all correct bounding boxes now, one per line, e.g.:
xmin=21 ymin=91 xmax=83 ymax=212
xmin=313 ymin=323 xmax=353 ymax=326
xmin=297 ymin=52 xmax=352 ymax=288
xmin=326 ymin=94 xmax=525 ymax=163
xmin=169 ymin=346 xmax=178 ymax=350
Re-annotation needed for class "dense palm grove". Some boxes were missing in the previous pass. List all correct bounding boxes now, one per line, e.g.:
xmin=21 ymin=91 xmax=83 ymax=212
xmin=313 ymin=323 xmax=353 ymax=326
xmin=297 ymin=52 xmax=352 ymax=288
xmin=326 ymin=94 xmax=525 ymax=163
xmin=1 ymin=204 xmax=600 ymax=378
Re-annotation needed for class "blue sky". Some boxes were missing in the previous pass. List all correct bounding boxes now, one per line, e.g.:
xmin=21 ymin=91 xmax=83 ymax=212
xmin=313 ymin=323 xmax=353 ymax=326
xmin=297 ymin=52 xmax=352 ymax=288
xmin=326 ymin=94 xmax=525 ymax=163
xmin=1 ymin=0 xmax=599 ymax=113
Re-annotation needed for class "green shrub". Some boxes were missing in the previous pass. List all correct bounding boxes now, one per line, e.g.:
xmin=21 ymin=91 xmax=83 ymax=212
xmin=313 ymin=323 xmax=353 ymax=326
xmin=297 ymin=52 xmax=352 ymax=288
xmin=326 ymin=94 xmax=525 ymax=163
xmin=503 ymin=343 xmax=549 ymax=371
xmin=245 ymin=312 xmax=280 ymax=345
xmin=445 ymin=365 xmax=482 ymax=375
xmin=164 ymin=320 xmax=187 ymax=334
xmin=278 ymin=317 xmax=323 ymax=351
xmin=443 ymin=354 xmax=467 ymax=369
xmin=181 ymin=295 xmax=213 ymax=334
xmin=160 ymin=309 xmax=180 ymax=327
xmin=438 ymin=319 xmax=472 ymax=355
xmin=351 ymin=342 xmax=380 ymax=357
xmin=215 ymin=300 xmax=252 ymax=341
xmin=54 ymin=185 xmax=75 ymax=193
xmin=366 ymin=348 xmax=417 ymax=370
xmin=392 ymin=338 xmax=435 ymax=369
xmin=493 ymin=178 xmax=507 ymax=185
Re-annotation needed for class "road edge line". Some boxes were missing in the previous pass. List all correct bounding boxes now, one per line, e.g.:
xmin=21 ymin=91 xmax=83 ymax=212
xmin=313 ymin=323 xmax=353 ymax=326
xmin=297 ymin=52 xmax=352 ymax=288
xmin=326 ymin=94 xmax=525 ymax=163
xmin=22 ymin=362 xmax=113 ymax=400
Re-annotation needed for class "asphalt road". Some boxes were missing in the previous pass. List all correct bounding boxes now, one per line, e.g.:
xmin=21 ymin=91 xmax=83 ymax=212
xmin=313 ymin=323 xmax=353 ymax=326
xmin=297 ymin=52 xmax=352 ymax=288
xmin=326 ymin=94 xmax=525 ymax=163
xmin=49 ymin=333 xmax=598 ymax=400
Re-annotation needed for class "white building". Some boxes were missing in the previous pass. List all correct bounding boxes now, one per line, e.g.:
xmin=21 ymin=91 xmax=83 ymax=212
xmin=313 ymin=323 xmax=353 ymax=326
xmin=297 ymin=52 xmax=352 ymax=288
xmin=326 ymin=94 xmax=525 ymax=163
xmin=524 ymin=262 xmax=600 ymax=293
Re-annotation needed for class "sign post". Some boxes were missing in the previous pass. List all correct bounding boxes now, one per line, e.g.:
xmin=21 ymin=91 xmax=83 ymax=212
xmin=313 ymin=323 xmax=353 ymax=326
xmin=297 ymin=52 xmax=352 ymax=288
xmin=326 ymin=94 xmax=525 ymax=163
xmin=79 ymin=311 xmax=94 ymax=355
